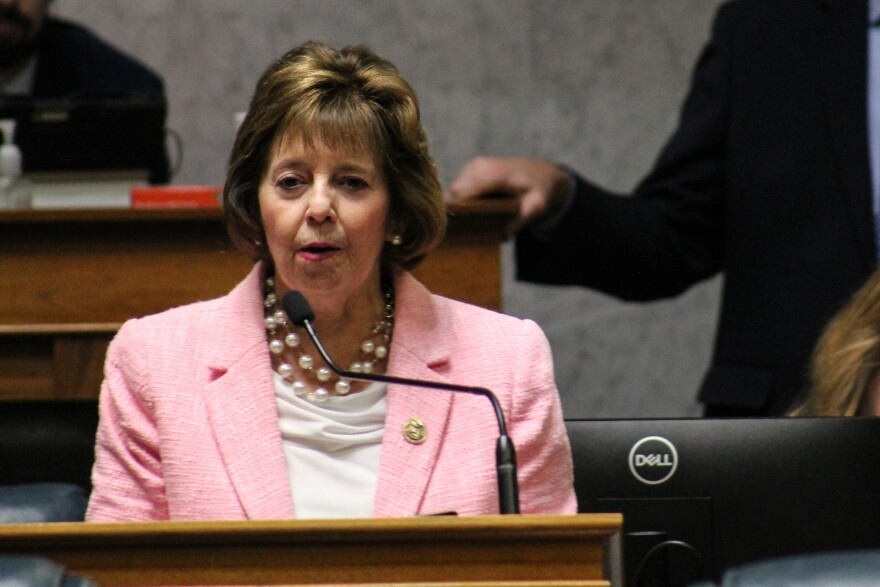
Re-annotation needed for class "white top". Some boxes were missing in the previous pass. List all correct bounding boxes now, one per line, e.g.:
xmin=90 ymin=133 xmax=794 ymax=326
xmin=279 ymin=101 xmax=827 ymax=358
xmin=273 ymin=373 xmax=387 ymax=519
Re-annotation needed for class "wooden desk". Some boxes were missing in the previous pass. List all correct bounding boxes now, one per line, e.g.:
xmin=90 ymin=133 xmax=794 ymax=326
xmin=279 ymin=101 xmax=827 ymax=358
xmin=0 ymin=514 xmax=623 ymax=586
xmin=0 ymin=201 xmax=514 ymax=400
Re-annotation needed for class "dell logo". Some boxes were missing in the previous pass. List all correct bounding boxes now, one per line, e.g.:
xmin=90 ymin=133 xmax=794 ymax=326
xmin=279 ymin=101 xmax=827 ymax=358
xmin=629 ymin=436 xmax=678 ymax=485
xmin=634 ymin=453 xmax=673 ymax=467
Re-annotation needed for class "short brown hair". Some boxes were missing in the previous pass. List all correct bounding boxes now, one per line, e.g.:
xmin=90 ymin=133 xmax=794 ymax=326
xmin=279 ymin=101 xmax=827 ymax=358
xmin=223 ymin=41 xmax=446 ymax=271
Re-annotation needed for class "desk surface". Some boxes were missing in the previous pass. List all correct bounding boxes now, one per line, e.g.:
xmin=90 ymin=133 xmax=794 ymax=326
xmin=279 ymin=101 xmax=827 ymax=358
xmin=0 ymin=514 xmax=622 ymax=586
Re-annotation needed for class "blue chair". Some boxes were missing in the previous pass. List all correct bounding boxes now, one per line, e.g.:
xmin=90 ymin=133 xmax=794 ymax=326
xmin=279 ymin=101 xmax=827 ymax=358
xmin=0 ymin=401 xmax=97 ymax=523
xmin=0 ymin=483 xmax=88 ymax=523
xmin=688 ymin=550 xmax=880 ymax=587
xmin=0 ymin=555 xmax=97 ymax=587
xmin=0 ymin=403 xmax=98 ymax=584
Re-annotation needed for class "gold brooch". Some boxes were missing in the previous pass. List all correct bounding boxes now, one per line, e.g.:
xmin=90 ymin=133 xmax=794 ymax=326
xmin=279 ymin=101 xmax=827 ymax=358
xmin=403 ymin=418 xmax=427 ymax=444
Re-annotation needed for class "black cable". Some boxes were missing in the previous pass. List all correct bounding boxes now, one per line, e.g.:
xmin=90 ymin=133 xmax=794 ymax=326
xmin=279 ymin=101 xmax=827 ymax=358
xmin=633 ymin=539 xmax=707 ymax=587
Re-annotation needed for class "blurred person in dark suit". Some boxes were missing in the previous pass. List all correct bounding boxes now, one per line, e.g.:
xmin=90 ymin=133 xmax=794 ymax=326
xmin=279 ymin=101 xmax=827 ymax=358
xmin=0 ymin=0 xmax=169 ymax=181
xmin=450 ymin=0 xmax=878 ymax=417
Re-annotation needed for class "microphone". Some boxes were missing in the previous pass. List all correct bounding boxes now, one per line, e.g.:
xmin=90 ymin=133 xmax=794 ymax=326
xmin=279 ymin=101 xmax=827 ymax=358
xmin=282 ymin=290 xmax=520 ymax=515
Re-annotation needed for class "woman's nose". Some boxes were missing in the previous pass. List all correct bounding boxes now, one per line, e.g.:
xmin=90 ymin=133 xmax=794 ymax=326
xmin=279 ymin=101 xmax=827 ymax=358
xmin=305 ymin=182 xmax=335 ymax=223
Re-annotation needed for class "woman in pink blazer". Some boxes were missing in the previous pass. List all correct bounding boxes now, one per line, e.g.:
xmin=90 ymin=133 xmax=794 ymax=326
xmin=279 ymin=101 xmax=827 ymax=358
xmin=86 ymin=41 xmax=575 ymax=522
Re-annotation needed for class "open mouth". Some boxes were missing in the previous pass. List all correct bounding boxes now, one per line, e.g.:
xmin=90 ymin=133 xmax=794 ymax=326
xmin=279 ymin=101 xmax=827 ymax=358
xmin=298 ymin=242 xmax=341 ymax=259
xmin=301 ymin=244 xmax=339 ymax=254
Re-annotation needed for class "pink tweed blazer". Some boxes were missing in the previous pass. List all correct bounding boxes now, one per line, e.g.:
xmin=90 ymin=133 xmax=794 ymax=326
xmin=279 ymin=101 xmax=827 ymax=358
xmin=86 ymin=263 xmax=576 ymax=521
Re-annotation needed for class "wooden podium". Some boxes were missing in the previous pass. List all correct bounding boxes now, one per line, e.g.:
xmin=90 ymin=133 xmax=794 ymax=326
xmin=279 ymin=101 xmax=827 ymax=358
xmin=0 ymin=200 xmax=514 ymax=401
xmin=0 ymin=514 xmax=623 ymax=586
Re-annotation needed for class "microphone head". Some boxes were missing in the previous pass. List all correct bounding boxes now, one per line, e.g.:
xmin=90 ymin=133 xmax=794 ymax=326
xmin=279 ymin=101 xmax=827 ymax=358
xmin=281 ymin=290 xmax=315 ymax=326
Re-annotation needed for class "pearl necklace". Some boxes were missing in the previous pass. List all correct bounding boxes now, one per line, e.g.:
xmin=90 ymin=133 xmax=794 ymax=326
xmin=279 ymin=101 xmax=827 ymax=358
xmin=263 ymin=276 xmax=394 ymax=402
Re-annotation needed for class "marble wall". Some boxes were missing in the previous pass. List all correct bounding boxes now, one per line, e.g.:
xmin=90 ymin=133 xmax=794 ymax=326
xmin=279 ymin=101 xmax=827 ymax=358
xmin=52 ymin=0 xmax=726 ymax=418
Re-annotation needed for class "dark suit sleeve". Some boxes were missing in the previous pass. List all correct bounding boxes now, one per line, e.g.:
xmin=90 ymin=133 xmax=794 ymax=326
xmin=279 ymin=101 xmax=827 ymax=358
xmin=34 ymin=18 xmax=164 ymax=97
xmin=516 ymin=2 xmax=733 ymax=302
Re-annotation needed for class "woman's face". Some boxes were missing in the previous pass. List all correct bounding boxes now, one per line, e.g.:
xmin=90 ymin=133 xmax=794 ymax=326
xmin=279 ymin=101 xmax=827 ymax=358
xmin=259 ymin=134 xmax=391 ymax=308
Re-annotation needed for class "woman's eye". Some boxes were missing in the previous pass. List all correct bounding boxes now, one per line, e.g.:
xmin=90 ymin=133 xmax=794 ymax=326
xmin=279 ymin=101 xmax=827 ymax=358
xmin=340 ymin=177 xmax=368 ymax=191
xmin=276 ymin=175 xmax=303 ymax=190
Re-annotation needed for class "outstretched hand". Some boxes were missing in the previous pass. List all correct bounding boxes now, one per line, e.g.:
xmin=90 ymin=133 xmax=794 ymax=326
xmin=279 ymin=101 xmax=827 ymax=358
xmin=448 ymin=156 xmax=571 ymax=237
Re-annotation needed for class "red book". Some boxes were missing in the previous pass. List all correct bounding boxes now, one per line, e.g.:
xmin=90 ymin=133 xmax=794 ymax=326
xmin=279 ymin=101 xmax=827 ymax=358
xmin=130 ymin=185 xmax=222 ymax=209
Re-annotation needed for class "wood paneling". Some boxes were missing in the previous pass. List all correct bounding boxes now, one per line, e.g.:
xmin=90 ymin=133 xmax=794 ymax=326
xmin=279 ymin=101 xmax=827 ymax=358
xmin=0 ymin=201 xmax=514 ymax=400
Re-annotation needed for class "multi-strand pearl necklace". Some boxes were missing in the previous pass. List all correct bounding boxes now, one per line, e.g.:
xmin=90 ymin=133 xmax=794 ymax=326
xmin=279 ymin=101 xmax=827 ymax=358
xmin=263 ymin=275 xmax=394 ymax=402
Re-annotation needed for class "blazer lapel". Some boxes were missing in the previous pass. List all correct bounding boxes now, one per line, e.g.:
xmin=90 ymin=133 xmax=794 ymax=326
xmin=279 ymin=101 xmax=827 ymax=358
xmin=817 ymin=0 xmax=876 ymax=269
xmin=203 ymin=264 xmax=295 ymax=519
xmin=373 ymin=273 xmax=455 ymax=517
xmin=199 ymin=269 xmax=459 ymax=518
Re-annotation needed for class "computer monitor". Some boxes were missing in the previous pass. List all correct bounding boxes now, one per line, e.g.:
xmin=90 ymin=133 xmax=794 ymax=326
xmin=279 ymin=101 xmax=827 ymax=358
xmin=566 ymin=417 xmax=880 ymax=587
xmin=0 ymin=95 xmax=169 ymax=183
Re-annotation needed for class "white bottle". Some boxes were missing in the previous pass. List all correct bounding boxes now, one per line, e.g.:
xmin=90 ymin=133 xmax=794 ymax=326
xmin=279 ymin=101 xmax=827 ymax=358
xmin=0 ymin=119 xmax=32 ymax=209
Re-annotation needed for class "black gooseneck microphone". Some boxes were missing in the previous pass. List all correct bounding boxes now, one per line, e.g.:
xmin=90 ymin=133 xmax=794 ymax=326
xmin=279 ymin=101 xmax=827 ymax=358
xmin=282 ymin=290 xmax=520 ymax=515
